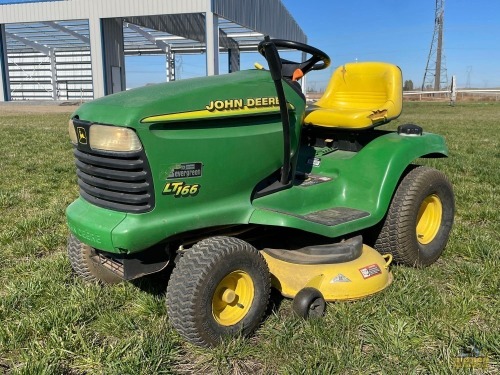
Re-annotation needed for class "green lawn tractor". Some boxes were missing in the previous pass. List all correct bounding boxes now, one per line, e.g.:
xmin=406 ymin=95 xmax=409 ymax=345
xmin=66 ymin=37 xmax=454 ymax=347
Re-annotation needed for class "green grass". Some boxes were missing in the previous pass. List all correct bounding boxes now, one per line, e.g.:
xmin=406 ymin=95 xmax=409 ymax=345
xmin=0 ymin=102 xmax=499 ymax=374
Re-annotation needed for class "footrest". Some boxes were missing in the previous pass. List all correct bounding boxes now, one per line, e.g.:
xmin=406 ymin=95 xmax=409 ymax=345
xmin=294 ymin=207 xmax=370 ymax=226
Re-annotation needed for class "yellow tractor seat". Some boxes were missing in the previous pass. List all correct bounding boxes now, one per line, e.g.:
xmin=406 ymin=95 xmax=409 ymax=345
xmin=304 ymin=62 xmax=403 ymax=129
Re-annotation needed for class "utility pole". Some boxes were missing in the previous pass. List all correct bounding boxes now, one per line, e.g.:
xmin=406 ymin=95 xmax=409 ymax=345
xmin=466 ymin=66 xmax=472 ymax=88
xmin=422 ymin=0 xmax=448 ymax=91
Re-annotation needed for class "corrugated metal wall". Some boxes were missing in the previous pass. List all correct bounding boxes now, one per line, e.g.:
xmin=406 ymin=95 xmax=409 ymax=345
xmin=8 ymin=52 xmax=53 ymax=100
xmin=7 ymin=50 xmax=92 ymax=100
xmin=56 ymin=50 xmax=92 ymax=100
xmin=212 ymin=0 xmax=306 ymax=43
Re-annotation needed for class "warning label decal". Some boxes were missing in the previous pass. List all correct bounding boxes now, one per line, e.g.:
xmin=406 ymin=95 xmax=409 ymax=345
xmin=330 ymin=273 xmax=352 ymax=283
xmin=359 ymin=264 xmax=382 ymax=279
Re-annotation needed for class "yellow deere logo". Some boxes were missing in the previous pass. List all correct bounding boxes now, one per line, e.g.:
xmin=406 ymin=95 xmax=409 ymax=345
xmin=77 ymin=127 xmax=87 ymax=144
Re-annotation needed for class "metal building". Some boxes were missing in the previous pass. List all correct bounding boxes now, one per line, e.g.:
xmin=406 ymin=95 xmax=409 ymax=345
xmin=0 ymin=0 xmax=306 ymax=101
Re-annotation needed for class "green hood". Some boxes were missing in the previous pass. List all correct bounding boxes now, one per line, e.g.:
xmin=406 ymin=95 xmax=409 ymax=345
xmin=73 ymin=69 xmax=279 ymax=126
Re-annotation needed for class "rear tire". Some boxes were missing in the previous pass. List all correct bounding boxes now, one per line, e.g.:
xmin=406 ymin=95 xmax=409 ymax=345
xmin=67 ymin=234 xmax=122 ymax=284
xmin=374 ymin=166 xmax=454 ymax=267
xmin=166 ymin=236 xmax=270 ymax=347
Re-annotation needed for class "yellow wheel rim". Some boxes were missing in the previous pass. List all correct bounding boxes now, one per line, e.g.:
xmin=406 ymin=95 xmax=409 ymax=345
xmin=212 ymin=270 xmax=254 ymax=326
xmin=416 ymin=194 xmax=443 ymax=244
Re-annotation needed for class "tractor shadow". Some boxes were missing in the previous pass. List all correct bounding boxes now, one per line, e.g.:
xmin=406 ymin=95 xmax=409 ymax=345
xmin=265 ymin=287 xmax=285 ymax=318
xmin=131 ymin=260 xmax=175 ymax=296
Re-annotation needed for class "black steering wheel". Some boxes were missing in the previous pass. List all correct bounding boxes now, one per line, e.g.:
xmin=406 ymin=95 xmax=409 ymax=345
xmin=258 ymin=38 xmax=331 ymax=80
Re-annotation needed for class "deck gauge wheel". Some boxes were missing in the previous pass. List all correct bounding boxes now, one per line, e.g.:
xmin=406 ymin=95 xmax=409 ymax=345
xmin=292 ymin=287 xmax=327 ymax=319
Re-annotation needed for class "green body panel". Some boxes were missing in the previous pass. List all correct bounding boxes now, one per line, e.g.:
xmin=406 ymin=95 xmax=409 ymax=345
xmin=66 ymin=198 xmax=125 ymax=250
xmin=66 ymin=68 xmax=448 ymax=254
xmin=67 ymin=70 xmax=305 ymax=253
xmin=250 ymin=132 xmax=448 ymax=237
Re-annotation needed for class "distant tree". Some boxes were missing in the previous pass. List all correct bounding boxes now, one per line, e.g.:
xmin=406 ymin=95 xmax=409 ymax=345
xmin=403 ymin=80 xmax=414 ymax=91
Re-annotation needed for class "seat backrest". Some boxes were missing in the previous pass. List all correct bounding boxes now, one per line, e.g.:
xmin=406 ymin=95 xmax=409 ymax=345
xmin=316 ymin=62 xmax=402 ymax=114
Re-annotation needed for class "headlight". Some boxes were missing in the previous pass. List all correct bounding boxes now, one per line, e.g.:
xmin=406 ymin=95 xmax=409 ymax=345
xmin=68 ymin=119 xmax=77 ymax=145
xmin=89 ymin=125 xmax=142 ymax=152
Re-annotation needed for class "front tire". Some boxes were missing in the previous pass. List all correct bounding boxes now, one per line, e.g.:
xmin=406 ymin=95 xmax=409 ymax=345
xmin=166 ymin=236 xmax=270 ymax=347
xmin=67 ymin=234 xmax=122 ymax=284
xmin=374 ymin=166 xmax=454 ymax=267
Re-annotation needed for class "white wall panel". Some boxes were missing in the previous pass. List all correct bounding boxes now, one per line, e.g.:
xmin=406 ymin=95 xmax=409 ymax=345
xmin=7 ymin=49 xmax=92 ymax=100
xmin=0 ymin=0 xmax=208 ymax=23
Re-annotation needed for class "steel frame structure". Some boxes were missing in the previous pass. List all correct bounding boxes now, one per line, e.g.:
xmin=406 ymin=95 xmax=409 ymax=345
xmin=0 ymin=0 xmax=306 ymax=101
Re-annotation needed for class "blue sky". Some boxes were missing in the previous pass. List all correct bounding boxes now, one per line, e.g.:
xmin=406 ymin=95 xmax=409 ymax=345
xmin=285 ymin=0 xmax=500 ymax=90
xmin=123 ymin=0 xmax=499 ymax=90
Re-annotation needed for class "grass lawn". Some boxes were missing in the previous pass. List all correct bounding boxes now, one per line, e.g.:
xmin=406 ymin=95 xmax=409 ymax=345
xmin=0 ymin=101 xmax=498 ymax=374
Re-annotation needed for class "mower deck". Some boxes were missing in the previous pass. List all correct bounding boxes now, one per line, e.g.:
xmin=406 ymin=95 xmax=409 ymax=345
xmin=262 ymin=236 xmax=393 ymax=301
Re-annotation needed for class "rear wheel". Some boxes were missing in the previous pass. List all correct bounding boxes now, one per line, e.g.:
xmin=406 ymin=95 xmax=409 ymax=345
xmin=67 ymin=234 xmax=122 ymax=284
xmin=166 ymin=236 xmax=270 ymax=347
xmin=374 ymin=166 xmax=454 ymax=267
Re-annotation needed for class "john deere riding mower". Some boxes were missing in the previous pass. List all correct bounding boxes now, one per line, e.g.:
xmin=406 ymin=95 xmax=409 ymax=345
xmin=66 ymin=37 xmax=454 ymax=347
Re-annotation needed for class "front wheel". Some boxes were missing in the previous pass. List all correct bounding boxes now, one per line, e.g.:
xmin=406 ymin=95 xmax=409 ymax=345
xmin=166 ymin=236 xmax=270 ymax=347
xmin=67 ymin=234 xmax=122 ymax=284
xmin=374 ymin=166 xmax=455 ymax=267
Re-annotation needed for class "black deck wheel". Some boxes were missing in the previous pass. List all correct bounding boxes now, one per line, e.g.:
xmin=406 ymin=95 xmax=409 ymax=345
xmin=374 ymin=166 xmax=455 ymax=267
xmin=292 ymin=287 xmax=326 ymax=319
xmin=67 ymin=234 xmax=122 ymax=284
xmin=166 ymin=236 xmax=271 ymax=347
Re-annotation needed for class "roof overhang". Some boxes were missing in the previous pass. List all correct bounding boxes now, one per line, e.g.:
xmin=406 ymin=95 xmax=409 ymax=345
xmin=1 ymin=0 xmax=306 ymax=56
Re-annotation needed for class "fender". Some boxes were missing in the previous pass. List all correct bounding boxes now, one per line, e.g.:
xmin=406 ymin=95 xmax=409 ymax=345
xmin=342 ymin=131 xmax=448 ymax=224
xmin=250 ymin=131 xmax=448 ymax=238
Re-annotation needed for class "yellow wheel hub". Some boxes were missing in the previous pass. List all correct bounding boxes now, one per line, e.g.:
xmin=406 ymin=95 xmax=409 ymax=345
xmin=416 ymin=194 xmax=443 ymax=244
xmin=212 ymin=270 xmax=254 ymax=326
